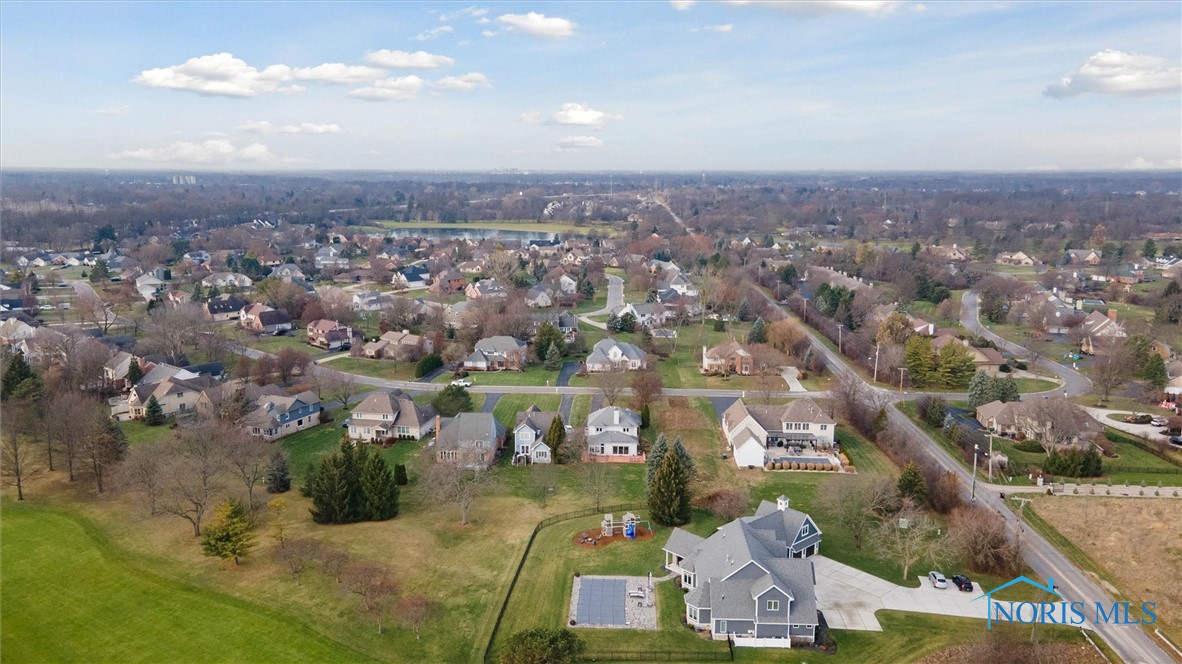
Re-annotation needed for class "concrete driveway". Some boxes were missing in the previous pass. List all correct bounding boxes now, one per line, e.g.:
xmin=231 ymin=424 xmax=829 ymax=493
xmin=1082 ymin=407 xmax=1170 ymax=442
xmin=812 ymin=556 xmax=987 ymax=632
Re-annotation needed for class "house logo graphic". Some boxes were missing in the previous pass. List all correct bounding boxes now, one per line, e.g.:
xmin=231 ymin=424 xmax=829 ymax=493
xmin=973 ymin=576 xmax=1157 ymax=630
xmin=972 ymin=576 xmax=1060 ymax=630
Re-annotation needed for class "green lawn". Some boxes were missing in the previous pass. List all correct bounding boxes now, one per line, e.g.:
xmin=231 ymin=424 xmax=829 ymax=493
xmin=435 ymin=364 xmax=563 ymax=387
xmin=1012 ymin=377 xmax=1061 ymax=394
xmin=119 ymin=419 xmax=177 ymax=447
xmin=0 ymin=503 xmax=373 ymax=663
xmin=492 ymin=394 xmax=563 ymax=429
xmin=572 ymin=290 xmax=608 ymax=313
xmin=246 ymin=330 xmax=313 ymax=354
xmin=327 ymin=357 xmax=419 ymax=382
xmin=569 ymin=395 xmax=591 ymax=427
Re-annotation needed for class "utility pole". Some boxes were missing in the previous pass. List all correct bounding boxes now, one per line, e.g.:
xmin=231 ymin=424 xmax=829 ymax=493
xmin=837 ymin=323 xmax=843 ymax=355
xmin=898 ymin=367 xmax=907 ymax=400
xmin=971 ymin=443 xmax=979 ymax=503
xmin=873 ymin=343 xmax=880 ymax=383
xmin=988 ymin=433 xmax=994 ymax=483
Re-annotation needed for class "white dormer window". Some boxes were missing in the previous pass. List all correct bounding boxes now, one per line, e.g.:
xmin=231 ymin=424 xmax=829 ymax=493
xmin=801 ymin=523 xmax=810 ymax=536
xmin=767 ymin=600 xmax=780 ymax=612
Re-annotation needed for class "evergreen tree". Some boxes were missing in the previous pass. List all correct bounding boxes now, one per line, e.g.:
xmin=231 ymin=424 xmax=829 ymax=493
xmin=897 ymin=462 xmax=928 ymax=505
xmin=432 ymin=384 xmax=473 ymax=417
xmin=1 ymin=351 xmax=35 ymax=401
xmin=309 ymin=458 xmax=353 ymax=524
xmin=966 ymin=371 xmax=999 ymax=408
xmin=89 ymin=260 xmax=111 ymax=283
xmin=201 ymin=499 xmax=256 ymax=564
xmin=1143 ymin=353 xmax=1168 ymax=390
xmin=125 ymin=359 xmax=143 ymax=386
xmin=998 ymin=375 xmax=1020 ymax=403
xmin=618 ymin=312 xmax=637 ymax=333
xmin=534 ymin=322 xmax=565 ymax=365
xmin=641 ymin=403 xmax=651 ymax=429
xmin=935 ymin=342 xmax=976 ymax=388
xmin=545 ymin=414 xmax=566 ymax=461
xmin=499 ymin=627 xmax=584 ymax=664
xmin=415 ymin=354 xmax=443 ymax=378
xmin=359 ymin=452 xmax=400 ymax=521
xmin=543 ymin=343 xmax=563 ymax=371
xmin=191 ymin=282 xmax=207 ymax=303
xmin=645 ymin=434 xmax=668 ymax=486
xmin=606 ymin=313 xmax=621 ymax=333
xmin=394 ymin=463 xmax=409 ymax=486
xmin=671 ymin=438 xmax=695 ymax=483
xmin=1143 ymin=238 xmax=1158 ymax=259
xmin=648 ymin=449 xmax=691 ymax=526
xmin=903 ymin=336 xmax=936 ymax=387
xmin=747 ymin=317 xmax=767 ymax=344
xmin=1164 ymin=280 xmax=1182 ymax=298
xmin=265 ymin=451 xmax=291 ymax=494
xmin=144 ymin=395 xmax=165 ymax=426
xmin=736 ymin=297 xmax=753 ymax=322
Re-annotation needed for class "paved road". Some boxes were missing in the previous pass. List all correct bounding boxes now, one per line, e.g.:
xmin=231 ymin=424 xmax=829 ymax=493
xmin=578 ymin=274 xmax=624 ymax=330
xmin=960 ymin=291 xmax=1092 ymax=398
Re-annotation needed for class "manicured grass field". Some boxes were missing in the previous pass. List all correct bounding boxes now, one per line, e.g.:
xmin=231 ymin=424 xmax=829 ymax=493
xmin=119 ymin=419 xmax=177 ymax=447
xmin=245 ymin=330 xmax=313 ymax=354
xmin=0 ymin=503 xmax=372 ymax=663
xmin=434 ymin=364 xmax=563 ymax=387
xmin=572 ymin=290 xmax=608 ymax=313
xmin=569 ymin=395 xmax=591 ymax=426
xmin=326 ymin=357 xmax=419 ymax=382
xmin=492 ymin=393 xmax=563 ymax=429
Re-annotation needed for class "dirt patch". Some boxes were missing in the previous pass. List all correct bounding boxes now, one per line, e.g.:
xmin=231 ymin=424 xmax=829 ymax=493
xmin=1032 ymin=496 xmax=1182 ymax=645
xmin=572 ymin=527 xmax=655 ymax=549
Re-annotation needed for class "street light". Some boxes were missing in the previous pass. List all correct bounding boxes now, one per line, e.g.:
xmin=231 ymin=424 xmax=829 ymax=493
xmin=897 ymin=367 xmax=907 ymax=400
xmin=987 ymin=433 xmax=995 ymax=483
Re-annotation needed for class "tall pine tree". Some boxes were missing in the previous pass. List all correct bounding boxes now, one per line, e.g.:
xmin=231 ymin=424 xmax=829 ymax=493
xmin=747 ymin=317 xmax=767 ymax=344
xmin=998 ymin=375 xmax=1020 ymax=403
xmin=125 ymin=358 xmax=144 ymax=386
xmin=966 ymin=371 xmax=998 ymax=408
xmin=645 ymin=434 xmax=668 ymax=486
xmin=144 ymin=395 xmax=165 ymax=426
xmin=265 ymin=451 xmax=291 ymax=493
xmin=1 ymin=351 xmax=35 ymax=401
xmin=545 ymin=414 xmax=566 ymax=462
xmin=648 ymin=450 xmax=691 ymax=526
xmin=201 ymin=499 xmax=256 ymax=564
xmin=359 ymin=452 xmax=400 ymax=521
xmin=903 ymin=336 xmax=935 ymax=387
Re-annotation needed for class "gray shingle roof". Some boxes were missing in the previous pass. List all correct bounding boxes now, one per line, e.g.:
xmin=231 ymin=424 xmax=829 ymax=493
xmin=586 ymin=406 xmax=641 ymax=429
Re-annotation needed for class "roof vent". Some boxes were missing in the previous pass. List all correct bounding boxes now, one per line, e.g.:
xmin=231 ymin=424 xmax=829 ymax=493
xmin=777 ymin=495 xmax=790 ymax=511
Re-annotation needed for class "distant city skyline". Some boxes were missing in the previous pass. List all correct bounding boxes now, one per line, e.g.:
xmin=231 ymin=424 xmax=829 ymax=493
xmin=2 ymin=1 xmax=1180 ymax=172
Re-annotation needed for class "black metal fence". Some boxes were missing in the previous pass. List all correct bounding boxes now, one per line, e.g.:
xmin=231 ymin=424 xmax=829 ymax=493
xmin=482 ymin=503 xmax=647 ymax=663
xmin=577 ymin=649 xmax=733 ymax=662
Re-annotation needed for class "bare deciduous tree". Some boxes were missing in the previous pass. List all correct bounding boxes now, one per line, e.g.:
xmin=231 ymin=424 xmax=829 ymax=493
xmin=817 ymin=474 xmax=900 ymax=550
xmin=950 ymin=506 xmax=1021 ymax=576
xmin=630 ymin=370 xmax=663 ymax=410
xmin=420 ymin=461 xmax=500 ymax=526
xmin=592 ymin=370 xmax=628 ymax=407
xmin=318 ymin=544 xmax=351 ymax=583
xmin=873 ymin=503 xmax=948 ymax=581
xmin=158 ymin=421 xmax=229 ymax=536
xmin=116 ymin=443 xmax=169 ymax=515
xmin=321 ymin=371 xmax=361 ymax=409
xmin=1023 ymin=398 xmax=1087 ymax=454
xmin=227 ymin=433 xmax=270 ymax=510
xmin=345 ymin=562 xmax=399 ymax=634
xmin=276 ymin=538 xmax=320 ymax=586
xmin=1 ymin=430 xmax=38 ymax=501
xmin=395 ymin=595 xmax=436 ymax=641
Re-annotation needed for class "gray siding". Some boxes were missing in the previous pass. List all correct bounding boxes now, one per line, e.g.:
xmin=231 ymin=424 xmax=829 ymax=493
xmin=756 ymin=624 xmax=789 ymax=638
xmin=756 ymin=588 xmax=790 ymax=622
xmin=726 ymin=561 xmax=766 ymax=582
xmin=698 ymin=608 xmax=711 ymax=624
xmin=790 ymin=624 xmax=817 ymax=639
xmin=716 ymin=619 xmax=754 ymax=635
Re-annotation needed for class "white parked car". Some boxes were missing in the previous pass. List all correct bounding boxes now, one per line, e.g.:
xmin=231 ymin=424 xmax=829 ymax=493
xmin=450 ymin=379 xmax=472 ymax=387
xmin=928 ymin=571 xmax=948 ymax=589
xmin=1151 ymin=416 xmax=1169 ymax=427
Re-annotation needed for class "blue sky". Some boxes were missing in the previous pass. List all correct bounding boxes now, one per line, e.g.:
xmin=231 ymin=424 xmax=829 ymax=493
xmin=2 ymin=1 xmax=1179 ymax=171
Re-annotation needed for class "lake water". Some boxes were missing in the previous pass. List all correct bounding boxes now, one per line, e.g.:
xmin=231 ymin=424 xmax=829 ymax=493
xmin=381 ymin=226 xmax=559 ymax=246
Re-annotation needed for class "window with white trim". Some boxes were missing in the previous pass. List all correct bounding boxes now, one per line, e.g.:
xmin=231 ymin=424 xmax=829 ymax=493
xmin=767 ymin=600 xmax=780 ymax=612
xmin=717 ymin=620 xmax=728 ymax=634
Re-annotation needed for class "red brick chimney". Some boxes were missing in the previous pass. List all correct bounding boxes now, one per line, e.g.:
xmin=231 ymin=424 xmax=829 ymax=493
xmin=1107 ymin=309 xmax=1117 ymax=321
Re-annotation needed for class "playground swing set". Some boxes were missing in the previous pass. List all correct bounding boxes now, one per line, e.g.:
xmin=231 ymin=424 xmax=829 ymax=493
xmin=576 ymin=512 xmax=654 ymax=547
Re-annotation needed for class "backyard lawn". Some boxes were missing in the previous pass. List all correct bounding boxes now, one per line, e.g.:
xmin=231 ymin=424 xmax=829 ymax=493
xmin=434 ymin=364 xmax=563 ymax=387
xmin=0 ymin=503 xmax=373 ymax=664
xmin=245 ymin=330 xmax=313 ymax=355
xmin=492 ymin=393 xmax=563 ymax=429
xmin=327 ymin=357 xmax=419 ymax=382
xmin=119 ymin=419 xmax=177 ymax=447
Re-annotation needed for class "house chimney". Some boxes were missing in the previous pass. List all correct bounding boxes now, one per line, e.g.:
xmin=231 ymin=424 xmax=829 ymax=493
xmin=434 ymin=414 xmax=442 ymax=445
xmin=614 ymin=409 xmax=620 ymax=425
xmin=1108 ymin=309 xmax=1117 ymax=321
xmin=777 ymin=495 xmax=790 ymax=511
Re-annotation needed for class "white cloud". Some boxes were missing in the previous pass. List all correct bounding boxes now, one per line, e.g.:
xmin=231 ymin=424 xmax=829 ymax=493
xmin=550 ymin=103 xmax=623 ymax=128
xmin=416 ymin=25 xmax=455 ymax=41
xmin=1044 ymin=50 xmax=1182 ymax=98
xmin=109 ymin=138 xmax=275 ymax=164
xmin=496 ymin=12 xmax=576 ymax=39
xmin=692 ymin=24 xmax=734 ymax=33
xmin=439 ymin=6 xmax=488 ymax=21
xmin=482 ymin=30 xmax=498 ymax=37
xmin=1123 ymin=157 xmax=1155 ymax=170
xmin=435 ymin=72 xmax=492 ymax=91
xmin=670 ymin=0 xmax=696 ymax=9
xmin=349 ymin=76 xmax=428 ymax=101
xmin=91 ymin=105 xmax=130 ymax=116
xmin=364 ymin=49 xmax=455 ymax=69
xmin=238 ymin=120 xmax=342 ymax=135
xmin=134 ymin=53 xmax=387 ymax=97
xmin=725 ymin=1 xmax=900 ymax=15
xmin=557 ymin=136 xmax=603 ymax=151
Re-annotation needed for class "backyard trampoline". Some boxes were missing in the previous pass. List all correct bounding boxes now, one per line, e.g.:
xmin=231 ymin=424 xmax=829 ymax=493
xmin=574 ymin=578 xmax=627 ymax=626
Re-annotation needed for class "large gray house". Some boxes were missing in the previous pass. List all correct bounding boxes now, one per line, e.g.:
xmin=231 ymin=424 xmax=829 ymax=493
xmin=662 ymin=495 xmax=821 ymax=648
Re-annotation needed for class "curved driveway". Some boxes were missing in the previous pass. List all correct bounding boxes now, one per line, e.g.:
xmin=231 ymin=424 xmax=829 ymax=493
xmin=578 ymin=274 xmax=624 ymax=330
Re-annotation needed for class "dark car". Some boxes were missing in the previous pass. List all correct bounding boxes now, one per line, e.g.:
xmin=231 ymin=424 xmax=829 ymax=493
xmin=1170 ymin=436 xmax=1182 ymax=447
xmin=951 ymin=575 xmax=974 ymax=592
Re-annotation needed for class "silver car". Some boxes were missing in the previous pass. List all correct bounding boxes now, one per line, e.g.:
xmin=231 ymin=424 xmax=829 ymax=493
xmin=928 ymin=571 xmax=948 ymax=589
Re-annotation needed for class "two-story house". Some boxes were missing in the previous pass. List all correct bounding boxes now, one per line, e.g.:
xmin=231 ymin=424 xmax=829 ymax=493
xmin=362 ymin=329 xmax=433 ymax=360
xmin=465 ymin=278 xmax=507 ymax=300
xmin=434 ymin=412 xmax=506 ymax=470
xmin=662 ymin=495 xmax=820 ymax=648
xmin=463 ymin=336 xmax=528 ymax=371
xmin=306 ymin=319 xmax=353 ymax=351
xmin=242 ymin=390 xmax=321 ymax=440
xmin=585 ymin=406 xmax=643 ymax=460
xmin=203 ymin=294 xmax=248 ymax=322
xmin=512 ymin=405 xmax=560 ymax=465
xmin=702 ymin=340 xmax=754 ymax=375
xmin=347 ymin=389 xmax=437 ymax=442
xmin=1077 ymin=309 xmax=1127 ymax=355
xmin=721 ymin=398 xmax=836 ymax=468
xmin=585 ymin=339 xmax=648 ymax=372
xmin=202 ymin=272 xmax=254 ymax=290
xmin=124 ymin=374 xmax=214 ymax=420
